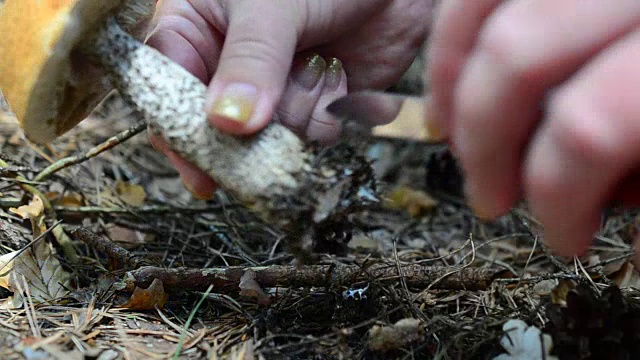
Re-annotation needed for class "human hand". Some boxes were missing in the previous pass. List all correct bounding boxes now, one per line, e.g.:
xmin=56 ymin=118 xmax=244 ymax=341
xmin=145 ymin=0 xmax=432 ymax=199
xmin=426 ymin=0 xmax=640 ymax=256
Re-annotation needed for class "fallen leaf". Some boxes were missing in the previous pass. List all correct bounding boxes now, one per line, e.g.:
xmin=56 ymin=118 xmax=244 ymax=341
xmin=0 ymin=251 xmax=17 ymax=289
xmin=368 ymin=318 xmax=425 ymax=352
xmin=119 ymin=278 xmax=168 ymax=310
xmin=550 ymin=279 xmax=577 ymax=306
xmin=114 ymin=180 xmax=146 ymax=206
xmin=46 ymin=192 xmax=84 ymax=207
xmin=0 ymin=240 xmax=73 ymax=308
xmin=9 ymin=196 xmax=44 ymax=220
xmin=106 ymin=224 xmax=154 ymax=248
xmin=384 ymin=186 xmax=438 ymax=217
xmin=239 ymin=270 xmax=271 ymax=306
xmin=9 ymin=195 xmax=46 ymax=238
xmin=611 ymin=262 xmax=640 ymax=289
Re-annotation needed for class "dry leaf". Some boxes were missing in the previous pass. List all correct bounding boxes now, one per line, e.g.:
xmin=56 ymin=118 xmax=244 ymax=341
xmin=0 ymin=240 xmax=73 ymax=308
xmin=550 ymin=279 xmax=577 ymax=306
xmin=46 ymin=192 xmax=84 ymax=207
xmin=384 ymin=186 xmax=438 ymax=217
xmin=9 ymin=196 xmax=44 ymax=220
xmin=119 ymin=278 xmax=168 ymax=310
xmin=106 ymin=225 xmax=154 ymax=248
xmin=368 ymin=318 xmax=425 ymax=352
xmin=239 ymin=270 xmax=271 ymax=306
xmin=114 ymin=180 xmax=146 ymax=206
xmin=9 ymin=195 xmax=47 ymax=238
xmin=0 ymin=251 xmax=17 ymax=289
xmin=228 ymin=339 xmax=257 ymax=360
xmin=611 ymin=262 xmax=640 ymax=289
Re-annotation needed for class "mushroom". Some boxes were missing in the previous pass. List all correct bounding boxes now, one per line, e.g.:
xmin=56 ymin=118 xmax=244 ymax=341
xmin=0 ymin=0 xmax=378 ymax=245
xmin=0 ymin=0 xmax=155 ymax=143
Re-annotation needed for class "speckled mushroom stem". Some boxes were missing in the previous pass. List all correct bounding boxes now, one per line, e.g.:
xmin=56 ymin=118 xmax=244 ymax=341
xmin=89 ymin=18 xmax=312 ymax=216
xmin=86 ymin=18 xmax=377 ymax=237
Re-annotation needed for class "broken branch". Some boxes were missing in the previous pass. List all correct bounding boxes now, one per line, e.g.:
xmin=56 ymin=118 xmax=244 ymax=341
xmin=123 ymin=263 xmax=511 ymax=293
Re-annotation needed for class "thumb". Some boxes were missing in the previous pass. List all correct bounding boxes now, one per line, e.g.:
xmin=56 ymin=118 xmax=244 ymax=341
xmin=205 ymin=2 xmax=299 ymax=135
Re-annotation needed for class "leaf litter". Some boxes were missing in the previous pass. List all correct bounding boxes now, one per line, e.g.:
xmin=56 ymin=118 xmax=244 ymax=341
xmin=1 ymin=51 xmax=640 ymax=360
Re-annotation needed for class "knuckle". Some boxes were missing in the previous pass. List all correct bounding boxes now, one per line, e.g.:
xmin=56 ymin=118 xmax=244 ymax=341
xmin=222 ymin=34 xmax=285 ymax=70
xmin=547 ymin=89 xmax=618 ymax=161
xmin=476 ymin=15 xmax=542 ymax=86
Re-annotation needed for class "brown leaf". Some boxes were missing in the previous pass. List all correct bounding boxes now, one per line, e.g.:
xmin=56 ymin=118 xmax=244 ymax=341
xmin=368 ymin=318 xmax=425 ymax=352
xmin=239 ymin=270 xmax=271 ymax=306
xmin=550 ymin=279 xmax=578 ymax=306
xmin=119 ymin=278 xmax=168 ymax=310
xmin=611 ymin=262 xmax=640 ymax=289
xmin=106 ymin=224 xmax=154 ymax=248
xmin=0 ymin=240 xmax=73 ymax=308
xmin=46 ymin=192 xmax=84 ymax=207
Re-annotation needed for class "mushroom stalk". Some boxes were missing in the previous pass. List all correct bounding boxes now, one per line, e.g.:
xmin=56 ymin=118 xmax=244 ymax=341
xmin=87 ymin=18 xmax=377 ymax=233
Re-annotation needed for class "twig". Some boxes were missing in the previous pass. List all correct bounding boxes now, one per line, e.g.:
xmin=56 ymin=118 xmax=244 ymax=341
xmin=33 ymin=120 xmax=147 ymax=182
xmin=122 ymin=263 xmax=511 ymax=293
xmin=54 ymin=204 xmax=229 ymax=215
xmin=69 ymin=227 xmax=148 ymax=270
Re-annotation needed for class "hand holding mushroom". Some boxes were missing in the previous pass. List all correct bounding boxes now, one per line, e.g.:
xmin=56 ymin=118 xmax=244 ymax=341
xmin=0 ymin=0 xmax=429 ymax=254
xmin=144 ymin=0 xmax=433 ymax=199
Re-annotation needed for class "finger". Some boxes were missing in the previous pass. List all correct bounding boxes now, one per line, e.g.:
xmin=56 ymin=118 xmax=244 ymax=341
xmin=145 ymin=1 xmax=223 ymax=83
xmin=426 ymin=0 xmax=503 ymax=139
xmin=318 ymin=0 xmax=433 ymax=91
xmin=524 ymin=27 xmax=640 ymax=256
xmin=305 ymin=58 xmax=348 ymax=144
xmin=452 ymin=0 xmax=640 ymax=219
xmin=148 ymin=134 xmax=217 ymax=200
xmin=276 ymin=53 xmax=327 ymax=137
xmin=207 ymin=0 xmax=389 ymax=135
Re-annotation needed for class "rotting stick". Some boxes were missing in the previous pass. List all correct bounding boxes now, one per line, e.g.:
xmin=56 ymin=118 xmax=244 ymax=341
xmin=122 ymin=263 xmax=512 ymax=293
xmin=70 ymin=227 xmax=148 ymax=270
xmin=54 ymin=204 xmax=228 ymax=216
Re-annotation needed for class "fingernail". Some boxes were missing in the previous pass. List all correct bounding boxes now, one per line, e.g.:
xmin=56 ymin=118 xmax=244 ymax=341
xmin=208 ymin=83 xmax=258 ymax=124
xmin=325 ymin=58 xmax=343 ymax=91
xmin=291 ymin=53 xmax=326 ymax=90
xmin=181 ymin=175 xmax=214 ymax=201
